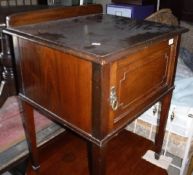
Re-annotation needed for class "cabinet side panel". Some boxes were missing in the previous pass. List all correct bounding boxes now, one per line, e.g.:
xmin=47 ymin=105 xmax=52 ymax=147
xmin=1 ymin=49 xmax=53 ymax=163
xmin=18 ymin=38 xmax=92 ymax=133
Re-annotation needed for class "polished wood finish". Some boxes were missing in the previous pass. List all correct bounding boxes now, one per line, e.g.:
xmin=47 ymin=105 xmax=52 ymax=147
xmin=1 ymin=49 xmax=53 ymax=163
xmin=87 ymin=142 xmax=107 ymax=175
xmin=26 ymin=130 xmax=168 ymax=175
xmin=17 ymin=40 xmax=92 ymax=133
xmin=187 ymin=155 xmax=193 ymax=175
xmin=0 ymin=4 xmax=102 ymax=107
xmin=11 ymin=34 xmax=182 ymax=144
xmin=6 ymin=4 xmax=103 ymax=27
xmin=21 ymin=101 xmax=40 ymax=170
xmin=154 ymin=92 xmax=172 ymax=158
xmin=4 ymin=8 xmax=186 ymax=175
xmin=112 ymin=40 xmax=174 ymax=126
xmin=0 ymin=6 xmax=49 ymax=23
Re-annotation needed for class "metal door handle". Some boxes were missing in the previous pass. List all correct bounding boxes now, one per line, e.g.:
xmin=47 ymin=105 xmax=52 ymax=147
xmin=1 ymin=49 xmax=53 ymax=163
xmin=0 ymin=81 xmax=5 ymax=96
xmin=110 ymin=86 xmax=119 ymax=111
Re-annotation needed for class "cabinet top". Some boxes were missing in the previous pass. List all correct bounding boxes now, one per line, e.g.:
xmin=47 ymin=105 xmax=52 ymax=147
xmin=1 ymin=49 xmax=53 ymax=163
xmin=5 ymin=14 xmax=187 ymax=64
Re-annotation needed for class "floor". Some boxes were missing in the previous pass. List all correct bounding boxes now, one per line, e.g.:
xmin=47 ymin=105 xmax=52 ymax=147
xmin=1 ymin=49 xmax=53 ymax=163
xmin=0 ymin=97 xmax=189 ymax=175
xmin=2 ymin=130 xmax=169 ymax=175
xmin=2 ymin=164 xmax=182 ymax=175
xmin=2 ymin=159 xmax=183 ymax=175
xmin=2 ymin=133 xmax=186 ymax=175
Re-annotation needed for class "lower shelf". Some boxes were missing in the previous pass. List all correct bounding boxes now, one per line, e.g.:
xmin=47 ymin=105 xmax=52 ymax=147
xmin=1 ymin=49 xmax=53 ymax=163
xmin=27 ymin=130 xmax=168 ymax=175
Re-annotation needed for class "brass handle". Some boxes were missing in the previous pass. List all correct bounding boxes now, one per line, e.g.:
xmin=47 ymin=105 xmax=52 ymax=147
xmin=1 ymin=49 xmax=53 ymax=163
xmin=110 ymin=86 xmax=118 ymax=111
xmin=111 ymin=98 xmax=118 ymax=111
xmin=0 ymin=80 xmax=5 ymax=96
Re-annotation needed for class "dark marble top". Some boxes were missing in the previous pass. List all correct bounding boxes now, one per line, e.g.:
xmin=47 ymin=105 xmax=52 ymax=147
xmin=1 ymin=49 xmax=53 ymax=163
xmin=5 ymin=14 xmax=187 ymax=64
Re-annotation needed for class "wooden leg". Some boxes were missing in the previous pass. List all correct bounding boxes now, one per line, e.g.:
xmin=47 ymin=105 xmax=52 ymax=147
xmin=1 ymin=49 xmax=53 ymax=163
xmin=154 ymin=93 xmax=172 ymax=159
xmin=20 ymin=100 xmax=40 ymax=173
xmin=187 ymin=155 xmax=193 ymax=175
xmin=87 ymin=142 xmax=107 ymax=175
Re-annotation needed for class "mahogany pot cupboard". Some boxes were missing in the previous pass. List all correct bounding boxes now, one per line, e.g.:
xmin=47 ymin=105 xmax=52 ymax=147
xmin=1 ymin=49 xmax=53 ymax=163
xmin=4 ymin=4 xmax=187 ymax=175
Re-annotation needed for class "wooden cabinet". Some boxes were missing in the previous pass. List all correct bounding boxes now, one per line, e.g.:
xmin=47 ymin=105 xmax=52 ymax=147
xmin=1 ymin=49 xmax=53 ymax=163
xmin=16 ymin=39 xmax=93 ymax=133
xmin=15 ymin=37 xmax=176 ymax=137
xmin=111 ymin=40 xmax=171 ymax=127
xmin=4 ymin=6 xmax=186 ymax=175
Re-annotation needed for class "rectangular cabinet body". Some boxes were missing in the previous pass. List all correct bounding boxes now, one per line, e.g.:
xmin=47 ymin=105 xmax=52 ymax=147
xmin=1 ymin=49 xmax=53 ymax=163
xmin=4 ymin=14 xmax=186 ymax=145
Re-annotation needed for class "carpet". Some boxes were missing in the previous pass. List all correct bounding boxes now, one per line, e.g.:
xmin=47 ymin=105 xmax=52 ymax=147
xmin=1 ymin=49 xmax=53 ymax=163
xmin=0 ymin=123 xmax=64 ymax=172
xmin=0 ymin=96 xmax=53 ymax=153
xmin=0 ymin=96 xmax=65 ymax=172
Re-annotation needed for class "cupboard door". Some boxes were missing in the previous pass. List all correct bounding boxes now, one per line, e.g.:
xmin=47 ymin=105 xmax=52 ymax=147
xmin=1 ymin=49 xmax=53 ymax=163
xmin=110 ymin=40 xmax=173 ymax=127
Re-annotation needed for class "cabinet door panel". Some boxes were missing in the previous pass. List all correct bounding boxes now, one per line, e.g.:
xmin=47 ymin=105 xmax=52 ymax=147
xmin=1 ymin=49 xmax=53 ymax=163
xmin=112 ymin=40 xmax=171 ymax=124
